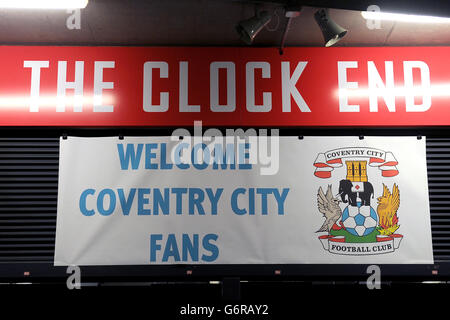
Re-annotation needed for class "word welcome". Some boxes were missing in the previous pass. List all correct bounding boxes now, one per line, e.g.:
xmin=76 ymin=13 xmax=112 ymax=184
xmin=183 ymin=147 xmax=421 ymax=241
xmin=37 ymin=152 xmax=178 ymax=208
xmin=117 ymin=142 xmax=252 ymax=171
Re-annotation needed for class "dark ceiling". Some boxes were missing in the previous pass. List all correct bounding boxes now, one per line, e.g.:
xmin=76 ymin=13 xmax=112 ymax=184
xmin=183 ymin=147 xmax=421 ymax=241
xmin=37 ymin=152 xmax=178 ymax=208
xmin=0 ymin=0 xmax=449 ymax=47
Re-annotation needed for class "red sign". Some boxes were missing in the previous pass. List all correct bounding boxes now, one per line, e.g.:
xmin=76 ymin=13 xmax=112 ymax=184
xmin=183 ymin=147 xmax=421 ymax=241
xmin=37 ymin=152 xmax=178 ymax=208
xmin=0 ymin=46 xmax=449 ymax=127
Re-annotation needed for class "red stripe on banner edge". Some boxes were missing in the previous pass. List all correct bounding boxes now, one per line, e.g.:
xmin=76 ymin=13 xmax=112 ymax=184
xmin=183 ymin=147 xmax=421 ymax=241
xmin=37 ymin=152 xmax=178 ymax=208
xmin=376 ymin=235 xmax=393 ymax=242
xmin=315 ymin=171 xmax=331 ymax=179
xmin=381 ymin=161 xmax=399 ymax=166
xmin=382 ymin=170 xmax=399 ymax=177
xmin=369 ymin=158 xmax=384 ymax=163
xmin=327 ymin=159 xmax=342 ymax=164
xmin=329 ymin=236 xmax=345 ymax=243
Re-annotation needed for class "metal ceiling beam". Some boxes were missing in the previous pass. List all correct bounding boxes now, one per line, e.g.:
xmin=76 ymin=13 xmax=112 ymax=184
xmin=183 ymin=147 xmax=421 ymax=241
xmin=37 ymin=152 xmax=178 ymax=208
xmin=304 ymin=0 xmax=450 ymax=17
xmin=236 ymin=0 xmax=450 ymax=17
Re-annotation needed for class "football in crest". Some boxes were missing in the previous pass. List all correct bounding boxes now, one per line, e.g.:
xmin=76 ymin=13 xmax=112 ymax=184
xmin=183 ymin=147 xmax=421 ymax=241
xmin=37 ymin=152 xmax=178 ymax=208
xmin=341 ymin=202 xmax=378 ymax=237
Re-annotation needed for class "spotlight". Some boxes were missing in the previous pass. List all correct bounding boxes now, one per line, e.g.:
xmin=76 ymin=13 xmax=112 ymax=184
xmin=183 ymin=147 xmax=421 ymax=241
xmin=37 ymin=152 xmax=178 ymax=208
xmin=236 ymin=10 xmax=272 ymax=45
xmin=314 ymin=8 xmax=347 ymax=47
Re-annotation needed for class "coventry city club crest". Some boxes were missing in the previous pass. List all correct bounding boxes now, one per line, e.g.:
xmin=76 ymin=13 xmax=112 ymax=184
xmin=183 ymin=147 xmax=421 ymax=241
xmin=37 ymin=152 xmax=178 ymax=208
xmin=313 ymin=147 xmax=403 ymax=255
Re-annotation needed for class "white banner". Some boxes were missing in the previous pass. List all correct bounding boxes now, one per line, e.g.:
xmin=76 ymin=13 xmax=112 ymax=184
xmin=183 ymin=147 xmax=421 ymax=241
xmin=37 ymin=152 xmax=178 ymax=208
xmin=54 ymin=136 xmax=434 ymax=265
